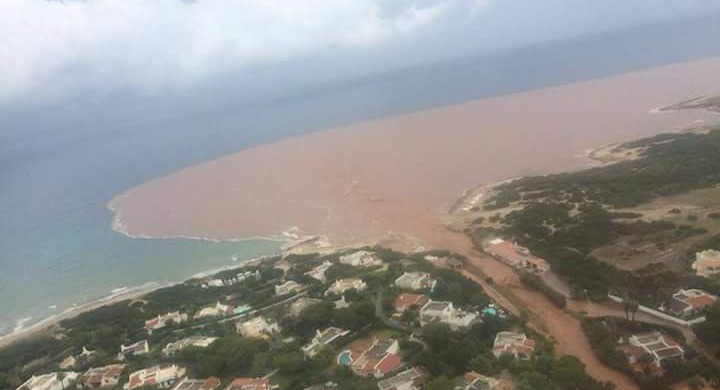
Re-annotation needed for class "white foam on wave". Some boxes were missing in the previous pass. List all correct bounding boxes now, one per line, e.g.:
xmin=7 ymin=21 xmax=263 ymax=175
xmin=13 ymin=317 xmax=33 ymax=333
xmin=1 ymin=250 xmax=276 ymax=339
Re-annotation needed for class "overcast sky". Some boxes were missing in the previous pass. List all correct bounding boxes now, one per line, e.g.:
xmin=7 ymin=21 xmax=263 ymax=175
xmin=3 ymin=0 xmax=720 ymax=108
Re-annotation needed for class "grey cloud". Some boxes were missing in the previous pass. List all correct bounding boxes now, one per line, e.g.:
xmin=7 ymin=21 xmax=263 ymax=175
xmin=1 ymin=0 xmax=719 ymax=107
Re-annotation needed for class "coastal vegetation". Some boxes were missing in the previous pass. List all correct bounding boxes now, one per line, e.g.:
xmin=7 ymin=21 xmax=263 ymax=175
xmin=468 ymin=128 xmax=720 ymax=302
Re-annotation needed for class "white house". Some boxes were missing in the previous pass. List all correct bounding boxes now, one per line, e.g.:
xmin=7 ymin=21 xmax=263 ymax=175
xmin=325 ymin=278 xmax=367 ymax=296
xmin=666 ymin=289 xmax=717 ymax=318
xmin=302 ymin=327 xmax=350 ymax=357
xmin=59 ymin=346 xmax=95 ymax=370
xmin=419 ymin=301 xmax=479 ymax=330
xmin=236 ymin=316 xmax=281 ymax=339
xmin=339 ymin=251 xmax=382 ymax=267
xmin=124 ymin=365 xmax=186 ymax=390
xmin=145 ymin=311 xmax=188 ymax=333
xmin=162 ymin=336 xmax=218 ymax=357
xmin=170 ymin=377 xmax=222 ymax=390
xmin=117 ymin=340 xmax=149 ymax=361
xmin=692 ymin=250 xmax=720 ymax=278
xmin=456 ymin=371 xmax=500 ymax=390
xmin=224 ymin=378 xmax=276 ymax=390
xmin=79 ymin=364 xmax=126 ymax=389
xmin=15 ymin=372 xmax=79 ymax=390
xmin=275 ymin=280 xmax=303 ymax=296
xmin=205 ymin=270 xmax=261 ymax=288
xmin=194 ymin=302 xmax=234 ymax=320
xmin=394 ymin=272 xmax=436 ymax=291
xmin=376 ymin=367 xmax=425 ymax=390
xmin=305 ymin=261 xmax=333 ymax=282
xmin=347 ymin=338 xmax=403 ymax=378
xmin=492 ymin=332 xmax=535 ymax=360
xmin=628 ymin=332 xmax=685 ymax=367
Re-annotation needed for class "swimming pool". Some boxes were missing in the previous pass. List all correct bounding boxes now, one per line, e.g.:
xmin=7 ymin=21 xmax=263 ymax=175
xmin=338 ymin=351 xmax=353 ymax=365
xmin=482 ymin=307 xmax=498 ymax=316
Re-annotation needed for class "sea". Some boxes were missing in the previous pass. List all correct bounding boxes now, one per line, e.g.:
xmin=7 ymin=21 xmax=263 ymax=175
xmin=1 ymin=16 xmax=720 ymax=337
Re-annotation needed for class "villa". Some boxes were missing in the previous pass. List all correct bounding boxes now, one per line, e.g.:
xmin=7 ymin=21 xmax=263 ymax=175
xmin=492 ymin=332 xmax=535 ymax=360
xmin=625 ymin=332 xmax=685 ymax=367
xmin=236 ymin=316 xmax=281 ymax=339
xmin=302 ymin=327 xmax=351 ymax=357
xmin=325 ymin=278 xmax=367 ymax=296
xmin=206 ymin=270 xmax=261 ymax=288
xmin=454 ymin=372 xmax=501 ymax=390
xmin=224 ymin=378 xmax=276 ymax=390
xmin=394 ymin=294 xmax=428 ymax=313
xmin=339 ymin=251 xmax=382 ymax=267
xmin=419 ymin=300 xmax=479 ymax=330
xmin=171 ymin=377 xmax=222 ymax=390
xmin=377 ymin=367 xmax=426 ymax=390
xmin=666 ymin=289 xmax=717 ymax=319
xmin=162 ymin=336 xmax=218 ymax=357
xmin=117 ymin=340 xmax=149 ymax=361
xmin=305 ymin=261 xmax=333 ymax=283
xmin=394 ymin=272 xmax=436 ymax=291
xmin=289 ymin=297 xmax=323 ymax=317
xmin=145 ymin=311 xmax=188 ymax=333
xmin=79 ymin=364 xmax=126 ymax=388
xmin=124 ymin=365 xmax=186 ymax=390
xmin=275 ymin=280 xmax=303 ymax=296
xmin=484 ymin=239 xmax=549 ymax=273
xmin=194 ymin=302 xmax=234 ymax=320
xmin=59 ymin=346 xmax=95 ymax=369
xmin=692 ymin=250 xmax=720 ymax=278
xmin=15 ymin=372 xmax=79 ymax=390
xmin=341 ymin=338 xmax=404 ymax=378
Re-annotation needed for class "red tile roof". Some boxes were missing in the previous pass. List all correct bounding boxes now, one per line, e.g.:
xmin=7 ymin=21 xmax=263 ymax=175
xmin=376 ymin=353 xmax=403 ymax=375
xmin=226 ymin=378 xmax=271 ymax=390
xmin=689 ymin=295 xmax=715 ymax=310
xmin=203 ymin=377 xmax=222 ymax=390
xmin=394 ymin=294 xmax=427 ymax=312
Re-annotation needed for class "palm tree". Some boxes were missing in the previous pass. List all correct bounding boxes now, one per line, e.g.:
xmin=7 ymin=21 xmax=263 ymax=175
xmin=628 ymin=298 xmax=639 ymax=323
xmin=622 ymin=294 xmax=631 ymax=322
xmin=622 ymin=293 xmax=639 ymax=323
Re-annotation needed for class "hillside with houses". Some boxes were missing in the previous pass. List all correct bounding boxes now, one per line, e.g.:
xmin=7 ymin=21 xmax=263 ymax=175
xmin=2 ymin=248 xmax=615 ymax=390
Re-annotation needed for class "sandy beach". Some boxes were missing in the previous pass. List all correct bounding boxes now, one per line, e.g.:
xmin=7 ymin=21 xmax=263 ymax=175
xmin=0 ymin=283 xmax=161 ymax=350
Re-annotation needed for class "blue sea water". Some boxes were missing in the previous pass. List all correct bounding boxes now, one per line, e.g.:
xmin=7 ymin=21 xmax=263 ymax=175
xmin=1 ymin=16 xmax=720 ymax=336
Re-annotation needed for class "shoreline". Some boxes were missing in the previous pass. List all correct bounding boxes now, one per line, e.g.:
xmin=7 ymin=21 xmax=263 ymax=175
xmin=109 ymin=198 xmax=288 ymax=244
xmin=0 ymin=252 xmax=280 ymax=350
xmin=0 ymin=282 xmax=162 ymax=349
xmin=105 ymin=57 xmax=720 ymax=244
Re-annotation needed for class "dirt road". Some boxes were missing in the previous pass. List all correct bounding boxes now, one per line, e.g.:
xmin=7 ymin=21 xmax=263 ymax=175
xmin=421 ymin=228 xmax=640 ymax=390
